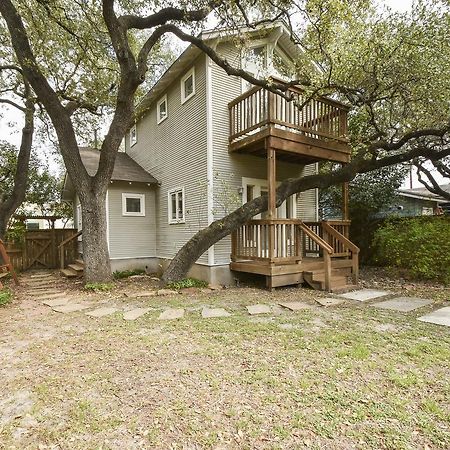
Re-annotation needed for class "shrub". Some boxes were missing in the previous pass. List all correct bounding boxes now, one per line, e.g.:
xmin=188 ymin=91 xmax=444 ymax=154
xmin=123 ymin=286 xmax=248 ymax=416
xmin=84 ymin=282 xmax=115 ymax=292
xmin=0 ymin=288 xmax=12 ymax=307
xmin=113 ymin=269 xmax=146 ymax=279
xmin=373 ymin=216 xmax=450 ymax=283
xmin=167 ymin=278 xmax=208 ymax=290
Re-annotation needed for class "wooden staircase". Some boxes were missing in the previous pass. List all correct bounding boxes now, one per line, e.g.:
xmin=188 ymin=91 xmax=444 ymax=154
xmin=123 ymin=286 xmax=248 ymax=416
xmin=303 ymin=266 xmax=357 ymax=292
xmin=61 ymin=259 xmax=84 ymax=278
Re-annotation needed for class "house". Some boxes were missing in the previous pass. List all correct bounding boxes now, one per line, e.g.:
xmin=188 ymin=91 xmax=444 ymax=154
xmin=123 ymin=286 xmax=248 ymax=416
xmin=62 ymin=22 xmax=359 ymax=291
xmin=383 ymin=184 xmax=449 ymax=217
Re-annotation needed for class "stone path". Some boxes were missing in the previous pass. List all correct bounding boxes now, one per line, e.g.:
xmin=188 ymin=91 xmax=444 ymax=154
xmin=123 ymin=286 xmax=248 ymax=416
xmin=418 ymin=307 xmax=450 ymax=327
xmin=372 ymin=297 xmax=433 ymax=312
xmin=339 ymin=289 xmax=392 ymax=302
xmin=18 ymin=274 xmax=450 ymax=328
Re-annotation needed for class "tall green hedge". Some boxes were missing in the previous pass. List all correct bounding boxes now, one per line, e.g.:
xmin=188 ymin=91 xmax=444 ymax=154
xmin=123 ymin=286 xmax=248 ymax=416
xmin=373 ymin=216 xmax=450 ymax=283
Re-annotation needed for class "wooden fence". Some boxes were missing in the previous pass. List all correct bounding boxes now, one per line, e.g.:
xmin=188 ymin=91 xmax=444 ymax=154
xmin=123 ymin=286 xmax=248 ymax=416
xmin=4 ymin=229 xmax=79 ymax=271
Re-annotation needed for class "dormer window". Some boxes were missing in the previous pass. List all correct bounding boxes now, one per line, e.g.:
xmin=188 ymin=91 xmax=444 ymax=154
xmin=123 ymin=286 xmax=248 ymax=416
xmin=181 ymin=67 xmax=195 ymax=104
xmin=157 ymin=95 xmax=168 ymax=124
xmin=130 ymin=125 xmax=137 ymax=146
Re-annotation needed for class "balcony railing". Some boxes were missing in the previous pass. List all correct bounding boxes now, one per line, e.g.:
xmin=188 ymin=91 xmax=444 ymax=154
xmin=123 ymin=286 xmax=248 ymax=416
xmin=229 ymin=85 xmax=349 ymax=145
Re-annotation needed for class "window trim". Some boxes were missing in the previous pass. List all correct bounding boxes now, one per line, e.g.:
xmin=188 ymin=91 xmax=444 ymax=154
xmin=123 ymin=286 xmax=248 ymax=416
xmin=181 ymin=67 xmax=195 ymax=104
xmin=130 ymin=124 xmax=137 ymax=147
xmin=122 ymin=193 xmax=145 ymax=217
xmin=157 ymin=94 xmax=168 ymax=124
xmin=168 ymin=187 xmax=185 ymax=224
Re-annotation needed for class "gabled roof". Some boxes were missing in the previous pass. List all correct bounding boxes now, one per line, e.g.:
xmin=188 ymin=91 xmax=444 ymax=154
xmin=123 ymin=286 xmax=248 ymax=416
xmin=78 ymin=147 xmax=157 ymax=184
xmin=137 ymin=21 xmax=306 ymax=114
xmin=397 ymin=184 xmax=449 ymax=202
xmin=61 ymin=147 xmax=157 ymax=201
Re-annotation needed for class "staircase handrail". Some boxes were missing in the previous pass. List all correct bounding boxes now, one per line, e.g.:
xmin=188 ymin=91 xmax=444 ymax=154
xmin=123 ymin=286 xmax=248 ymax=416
xmin=298 ymin=222 xmax=333 ymax=255
xmin=58 ymin=230 xmax=82 ymax=270
xmin=322 ymin=222 xmax=360 ymax=254
xmin=57 ymin=230 xmax=82 ymax=249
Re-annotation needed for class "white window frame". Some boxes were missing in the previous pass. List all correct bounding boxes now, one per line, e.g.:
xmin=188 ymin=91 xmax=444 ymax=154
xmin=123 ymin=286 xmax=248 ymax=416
xmin=168 ymin=187 xmax=185 ymax=224
xmin=76 ymin=203 xmax=82 ymax=241
xmin=122 ymin=193 xmax=145 ymax=217
xmin=181 ymin=67 xmax=195 ymax=104
xmin=157 ymin=94 xmax=168 ymax=124
xmin=130 ymin=124 xmax=137 ymax=147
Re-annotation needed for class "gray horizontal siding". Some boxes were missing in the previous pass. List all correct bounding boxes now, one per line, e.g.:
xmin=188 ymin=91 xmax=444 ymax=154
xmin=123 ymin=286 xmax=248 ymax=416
xmin=125 ymin=55 xmax=209 ymax=264
xmin=210 ymin=43 xmax=317 ymax=264
xmin=107 ymin=183 xmax=156 ymax=259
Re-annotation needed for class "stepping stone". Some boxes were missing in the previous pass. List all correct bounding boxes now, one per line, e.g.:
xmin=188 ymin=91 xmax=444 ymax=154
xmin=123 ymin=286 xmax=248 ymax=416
xmin=123 ymin=308 xmax=151 ymax=321
xmin=339 ymin=289 xmax=392 ymax=302
xmin=201 ymin=307 xmax=231 ymax=318
xmin=316 ymin=297 xmax=345 ymax=307
xmin=157 ymin=289 xmax=178 ymax=296
xmin=158 ymin=308 xmax=184 ymax=320
xmin=52 ymin=303 xmax=92 ymax=313
xmin=86 ymin=307 xmax=119 ymax=318
xmin=247 ymin=304 xmax=271 ymax=315
xmin=42 ymin=297 xmax=72 ymax=307
xmin=279 ymin=301 xmax=312 ymax=311
xmin=30 ymin=273 xmax=53 ymax=279
xmin=373 ymin=297 xmax=433 ymax=312
xmin=418 ymin=307 xmax=450 ymax=327
xmin=135 ymin=291 xmax=157 ymax=298
xmin=32 ymin=292 xmax=66 ymax=300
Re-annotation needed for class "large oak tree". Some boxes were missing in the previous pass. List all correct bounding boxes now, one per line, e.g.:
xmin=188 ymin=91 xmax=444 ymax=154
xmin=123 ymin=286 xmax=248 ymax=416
xmin=1 ymin=0 xmax=449 ymax=282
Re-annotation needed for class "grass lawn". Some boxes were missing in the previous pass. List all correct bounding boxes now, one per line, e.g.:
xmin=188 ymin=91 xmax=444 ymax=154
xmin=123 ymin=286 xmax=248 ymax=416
xmin=0 ymin=275 xmax=449 ymax=449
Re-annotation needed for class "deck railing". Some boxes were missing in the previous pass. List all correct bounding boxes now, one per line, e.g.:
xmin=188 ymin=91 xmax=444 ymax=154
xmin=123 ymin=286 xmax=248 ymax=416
xmin=229 ymin=85 xmax=349 ymax=144
xmin=231 ymin=219 xmax=359 ymax=286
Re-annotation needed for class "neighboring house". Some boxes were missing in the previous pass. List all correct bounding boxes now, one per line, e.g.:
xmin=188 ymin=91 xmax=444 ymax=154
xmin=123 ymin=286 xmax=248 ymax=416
xmin=62 ymin=22 xmax=359 ymax=291
xmin=382 ymin=185 xmax=449 ymax=217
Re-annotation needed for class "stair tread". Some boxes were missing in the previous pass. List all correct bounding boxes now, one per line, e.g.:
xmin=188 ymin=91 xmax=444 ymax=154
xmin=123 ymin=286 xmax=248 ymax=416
xmin=61 ymin=268 xmax=79 ymax=278
xmin=68 ymin=263 xmax=84 ymax=272
xmin=74 ymin=259 xmax=84 ymax=266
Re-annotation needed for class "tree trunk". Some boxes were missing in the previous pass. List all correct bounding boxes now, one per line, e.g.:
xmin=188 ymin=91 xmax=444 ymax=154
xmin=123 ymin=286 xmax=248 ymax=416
xmin=80 ymin=193 xmax=111 ymax=283
xmin=0 ymin=97 xmax=34 ymax=241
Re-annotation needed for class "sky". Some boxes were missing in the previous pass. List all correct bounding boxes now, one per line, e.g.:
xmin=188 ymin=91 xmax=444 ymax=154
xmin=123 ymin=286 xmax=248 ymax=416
xmin=0 ymin=0 xmax=444 ymax=189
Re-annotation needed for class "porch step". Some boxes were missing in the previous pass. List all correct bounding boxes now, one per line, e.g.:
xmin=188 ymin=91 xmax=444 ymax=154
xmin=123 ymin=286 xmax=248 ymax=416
xmin=68 ymin=263 xmax=84 ymax=273
xmin=61 ymin=259 xmax=84 ymax=279
xmin=303 ymin=270 xmax=356 ymax=293
xmin=60 ymin=268 xmax=80 ymax=278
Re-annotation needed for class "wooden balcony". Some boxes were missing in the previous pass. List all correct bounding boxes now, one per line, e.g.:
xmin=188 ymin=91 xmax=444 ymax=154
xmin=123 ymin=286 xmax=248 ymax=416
xmin=230 ymin=219 xmax=359 ymax=291
xmin=229 ymin=86 xmax=351 ymax=164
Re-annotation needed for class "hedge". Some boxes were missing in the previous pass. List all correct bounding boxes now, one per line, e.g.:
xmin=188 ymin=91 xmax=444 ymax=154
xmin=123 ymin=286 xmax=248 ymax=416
xmin=372 ymin=216 xmax=450 ymax=283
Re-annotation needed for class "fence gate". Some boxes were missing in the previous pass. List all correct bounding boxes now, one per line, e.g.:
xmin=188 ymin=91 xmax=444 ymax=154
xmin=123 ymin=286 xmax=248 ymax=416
xmin=22 ymin=229 xmax=78 ymax=270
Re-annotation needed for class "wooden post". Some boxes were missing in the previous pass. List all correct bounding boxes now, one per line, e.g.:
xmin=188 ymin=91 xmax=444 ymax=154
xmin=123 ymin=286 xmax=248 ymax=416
xmin=324 ymin=251 xmax=331 ymax=292
xmin=342 ymin=180 xmax=349 ymax=221
xmin=267 ymin=143 xmax=276 ymax=263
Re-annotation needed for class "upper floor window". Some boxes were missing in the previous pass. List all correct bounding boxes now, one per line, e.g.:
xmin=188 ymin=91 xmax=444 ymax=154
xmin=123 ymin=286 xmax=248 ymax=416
xmin=168 ymin=187 xmax=185 ymax=224
xmin=157 ymin=94 xmax=168 ymax=124
xmin=181 ymin=67 xmax=195 ymax=104
xmin=122 ymin=193 xmax=145 ymax=217
xmin=130 ymin=125 xmax=137 ymax=146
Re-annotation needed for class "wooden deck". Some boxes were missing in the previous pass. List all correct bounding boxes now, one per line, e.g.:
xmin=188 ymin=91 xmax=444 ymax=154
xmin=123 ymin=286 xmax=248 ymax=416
xmin=228 ymin=85 xmax=351 ymax=164
xmin=230 ymin=220 xmax=359 ymax=291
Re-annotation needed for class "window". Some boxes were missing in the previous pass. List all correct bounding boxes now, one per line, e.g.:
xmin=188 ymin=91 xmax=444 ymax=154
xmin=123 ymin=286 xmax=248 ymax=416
xmin=130 ymin=125 xmax=137 ymax=146
xmin=181 ymin=68 xmax=195 ymax=104
xmin=168 ymin=188 xmax=185 ymax=224
xmin=157 ymin=95 xmax=168 ymax=124
xmin=122 ymin=193 xmax=145 ymax=216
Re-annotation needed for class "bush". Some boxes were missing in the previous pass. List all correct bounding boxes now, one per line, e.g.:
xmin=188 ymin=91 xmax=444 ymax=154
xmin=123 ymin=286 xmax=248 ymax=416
xmin=0 ymin=288 xmax=12 ymax=307
xmin=373 ymin=216 xmax=450 ymax=283
xmin=113 ymin=269 xmax=146 ymax=279
xmin=84 ymin=282 xmax=115 ymax=292
xmin=167 ymin=278 xmax=208 ymax=290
